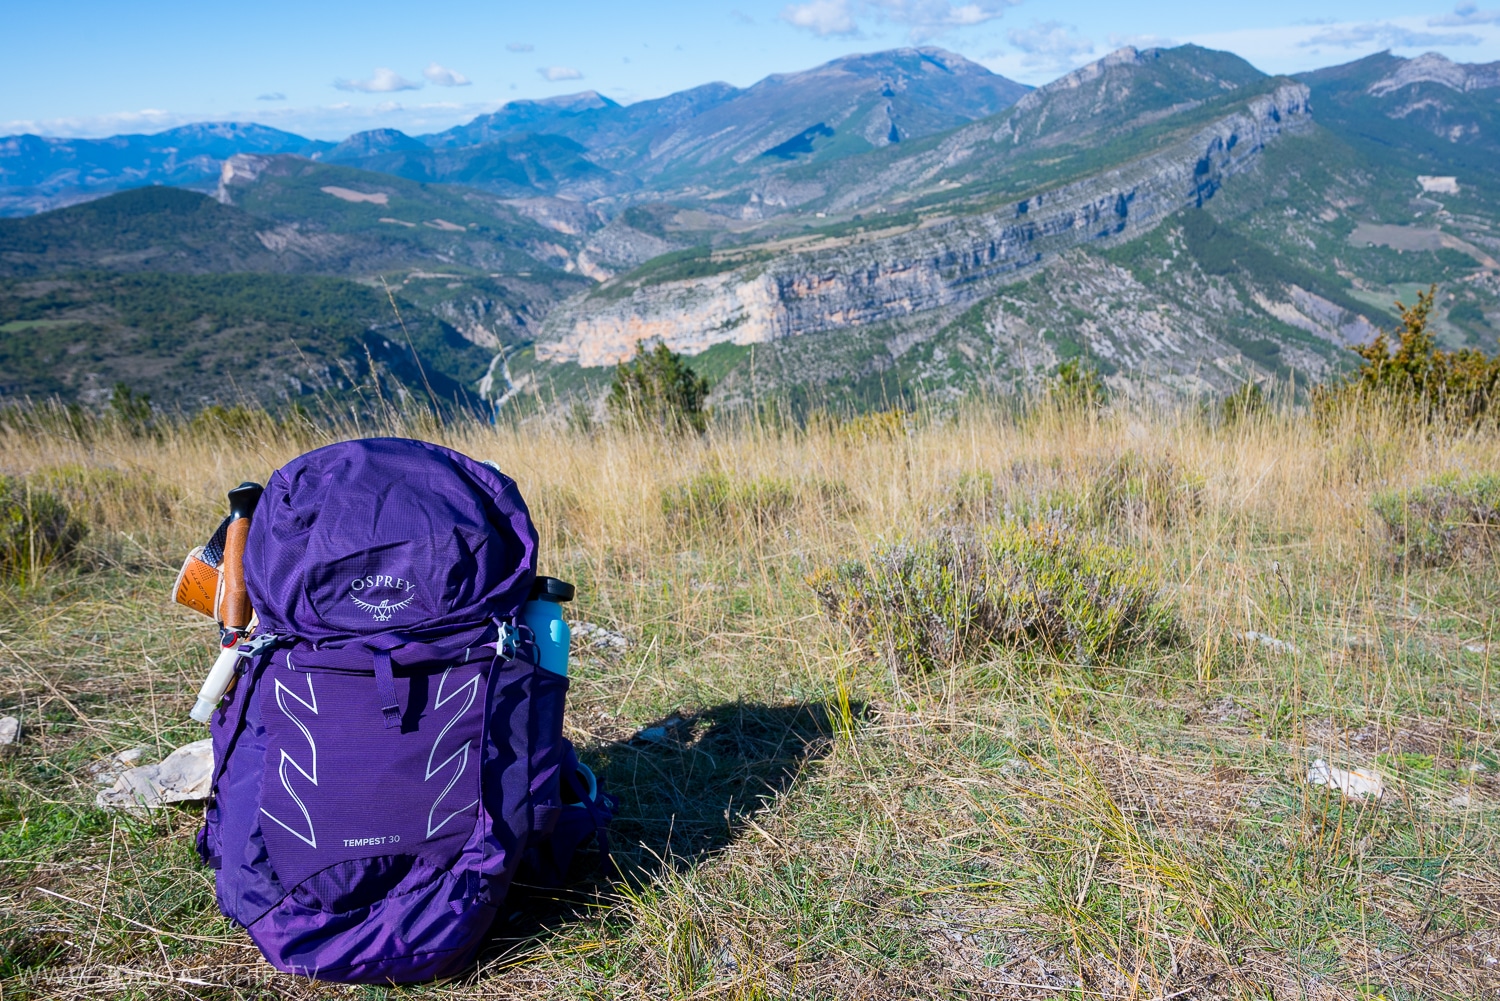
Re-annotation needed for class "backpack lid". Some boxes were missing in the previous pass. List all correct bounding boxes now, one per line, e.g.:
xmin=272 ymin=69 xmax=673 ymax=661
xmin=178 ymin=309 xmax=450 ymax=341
xmin=244 ymin=437 xmax=537 ymax=647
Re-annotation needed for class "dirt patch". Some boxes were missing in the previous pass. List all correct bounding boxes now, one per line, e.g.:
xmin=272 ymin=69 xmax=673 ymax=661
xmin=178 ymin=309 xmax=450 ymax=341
xmin=1349 ymin=223 xmax=1500 ymax=270
xmin=319 ymin=185 xmax=389 ymax=205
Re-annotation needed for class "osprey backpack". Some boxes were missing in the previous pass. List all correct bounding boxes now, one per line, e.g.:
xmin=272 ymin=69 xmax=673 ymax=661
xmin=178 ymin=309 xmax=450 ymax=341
xmin=196 ymin=437 xmax=614 ymax=983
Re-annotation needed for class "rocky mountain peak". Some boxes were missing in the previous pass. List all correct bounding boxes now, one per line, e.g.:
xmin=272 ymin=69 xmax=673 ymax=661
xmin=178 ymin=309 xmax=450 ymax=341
xmin=325 ymin=128 xmax=427 ymax=161
xmin=1367 ymin=51 xmax=1500 ymax=96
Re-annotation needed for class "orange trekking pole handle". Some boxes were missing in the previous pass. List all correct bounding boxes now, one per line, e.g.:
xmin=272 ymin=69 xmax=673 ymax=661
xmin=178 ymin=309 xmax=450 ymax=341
xmin=192 ymin=481 xmax=262 ymax=723
xmin=217 ymin=482 xmax=262 ymax=631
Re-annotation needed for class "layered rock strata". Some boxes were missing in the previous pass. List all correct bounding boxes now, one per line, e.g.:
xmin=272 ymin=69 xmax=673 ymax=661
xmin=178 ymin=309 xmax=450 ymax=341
xmin=538 ymin=84 xmax=1312 ymax=367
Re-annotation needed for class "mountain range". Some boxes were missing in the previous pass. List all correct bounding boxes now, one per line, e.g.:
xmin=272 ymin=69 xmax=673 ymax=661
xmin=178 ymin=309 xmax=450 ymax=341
xmin=0 ymin=45 xmax=1497 ymax=416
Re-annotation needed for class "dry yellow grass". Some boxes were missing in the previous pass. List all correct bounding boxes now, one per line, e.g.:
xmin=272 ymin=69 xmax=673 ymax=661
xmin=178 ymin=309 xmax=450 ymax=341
xmin=1 ymin=400 xmax=1496 ymax=999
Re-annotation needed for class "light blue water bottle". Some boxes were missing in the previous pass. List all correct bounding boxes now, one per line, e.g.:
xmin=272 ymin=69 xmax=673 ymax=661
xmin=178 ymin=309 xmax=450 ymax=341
xmin=520 ymin=576 xmax=575 ymax=675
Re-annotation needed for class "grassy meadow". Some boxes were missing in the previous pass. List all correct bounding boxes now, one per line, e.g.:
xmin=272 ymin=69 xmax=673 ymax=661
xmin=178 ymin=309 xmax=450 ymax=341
xmin=0 ymin=398 xmax=1497 ymax=999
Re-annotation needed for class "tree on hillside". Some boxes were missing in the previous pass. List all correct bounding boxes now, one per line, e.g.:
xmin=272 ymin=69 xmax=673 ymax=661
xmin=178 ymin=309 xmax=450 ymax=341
xmin=1340 ymin=284 xmax=1500 ymax=424
xmin=607 ymin=342 xmax=711 ymax=432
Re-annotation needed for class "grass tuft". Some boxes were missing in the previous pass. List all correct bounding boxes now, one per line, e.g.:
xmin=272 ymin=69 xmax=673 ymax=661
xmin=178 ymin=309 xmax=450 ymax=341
xmin=0 ymin=475 xmax=87 ymax=584
xmin=1372 ymin=472 xmax=1500 ymax=568
xmin=810 ymin=523 xmax=1177 ymax=674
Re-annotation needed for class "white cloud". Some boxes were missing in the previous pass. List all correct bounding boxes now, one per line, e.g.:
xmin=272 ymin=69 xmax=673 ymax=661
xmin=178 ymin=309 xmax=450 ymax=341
xmin=423 ymin=62 xmax=471 ymax=87
xmin=538 ymin=66 xmax=584 ymax=81
xmin=333 ymin=68 xmax=424 ymax=93
xmin=1008 ymin=21 xmax=1095 ymax=68
xmin=256 ymin=92 xmax=286 ymax=101
xmin=1106 ymin=32 xmax=1177 ymax=50
xmin=1301 ymin=22 xmax=1482 ymax=47
xmin=1430 ymin=2 xmax=1500 ymax=26
xmin=782 ymin=0 xmax=1017 ymax=41
xmin=781 ymin=0 xmax=858 ymax=37
xmin=506 ymin=42 xmax=534 ymax=52
xmin=1 ymin=108 xmax=180 ymax=137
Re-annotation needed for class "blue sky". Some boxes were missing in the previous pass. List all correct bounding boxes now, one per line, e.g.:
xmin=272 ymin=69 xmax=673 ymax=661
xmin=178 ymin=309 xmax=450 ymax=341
xmin=4 ymin=0 xmax=1499 ymax=140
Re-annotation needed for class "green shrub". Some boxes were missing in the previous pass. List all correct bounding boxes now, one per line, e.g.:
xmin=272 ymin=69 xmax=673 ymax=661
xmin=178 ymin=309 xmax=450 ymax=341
xmin=663 ymin=473 xmax=855 ymax=534
xmin=810 ymin=524 xmax=1177 ymax=673
xmin=837 ymin=408 xmax=908 ymax=441
xmin=109 ymin=383 xmax=155 ymax=437
xmin=1220 ymin=380 xmax=1267 ymax=425
xmin=0 ymin=400 xmax=93 ymax=442
xmin=1372 ymin=473 xmax=1500 ymax=567
xmin=663 ymin=473 xmax=799 ymax=532
xmin=188 ymin=404 xmax=276 ymax=439
xmin=607 ymin=342 xmax=710 ymax=432
xmin=0 ymin=476 xmax=88 ymax=584
xmin=1046 ymin=359 xmax=1108 ymax=411
xmin=1079 ymin=451 xmax=1202 ymax=533
xmin=29 ymin=464 xmax=179 ymax=537
xmin=947 ymin=470 xmax=998 ymax=521
xmin=1316 ymin=285 xmax=1500 ymax=426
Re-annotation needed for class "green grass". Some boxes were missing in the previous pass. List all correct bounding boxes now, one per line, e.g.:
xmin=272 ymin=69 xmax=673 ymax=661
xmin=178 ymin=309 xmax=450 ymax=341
xmin=1 ymin=332 xmax=1498 ymax=1001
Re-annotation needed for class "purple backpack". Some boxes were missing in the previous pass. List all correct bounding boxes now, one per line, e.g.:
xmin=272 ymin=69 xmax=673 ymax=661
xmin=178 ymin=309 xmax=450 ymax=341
xmin=197 ymin=438 xmax=613 ymax=983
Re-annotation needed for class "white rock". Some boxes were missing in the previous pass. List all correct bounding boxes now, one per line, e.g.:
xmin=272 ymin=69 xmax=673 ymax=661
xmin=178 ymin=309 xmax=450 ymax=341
xmin=572 ymin=621 xmax=631 ymax=652
xmin=1242 ymin=631 xmax=1299 ymax=655
xmin=97 ymin=738 xmax=214 ymax=813
xmin=1463 ymin=642 xmax=1489 ymax=655
xmin=1449 ymin=793 xmax=1473 ymax=809
xmin=0 ymin=716 xmax=19 ymax=752
xmin=633 ymin=716 xmax=685 ymax=746
xmin=88 ymin=746 xmax=148 ymax=785
xmin=1307 ymin=758 xmax=1384 ymax=800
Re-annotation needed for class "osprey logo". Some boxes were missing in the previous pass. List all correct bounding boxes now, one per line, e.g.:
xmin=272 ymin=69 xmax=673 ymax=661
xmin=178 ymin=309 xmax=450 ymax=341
xmin=349 ymin=574 xmax=417 ymax=621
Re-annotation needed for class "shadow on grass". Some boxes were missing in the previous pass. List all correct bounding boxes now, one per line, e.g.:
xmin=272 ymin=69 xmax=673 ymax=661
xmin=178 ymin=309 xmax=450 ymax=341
xmin=482 ymin=700 xmax=853 ymax=965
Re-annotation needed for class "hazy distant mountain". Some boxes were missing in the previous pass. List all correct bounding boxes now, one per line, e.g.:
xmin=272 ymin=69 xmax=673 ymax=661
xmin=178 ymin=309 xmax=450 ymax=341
xmin=324 ymin=128 xmax=430 ymax=160
xmin=1297 ymin=51 xmax=1500 ymax=178
xmin=0 ymin=48 xmax=1025 ymax=216
xmin=320 ymin=131 xmax=635 ymax=199
xmin=422 ymin=91 xmax=625 ymax=149
xmin=0 ymin=123 xmax=331 ymax=215
xmin=457 ymin=48 xmax=1032 ymax=183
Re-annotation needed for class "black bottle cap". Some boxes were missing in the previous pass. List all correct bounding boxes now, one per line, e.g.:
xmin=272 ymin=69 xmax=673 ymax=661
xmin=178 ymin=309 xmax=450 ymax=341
xmin=530 ymin=575 xmax=575 ymax=603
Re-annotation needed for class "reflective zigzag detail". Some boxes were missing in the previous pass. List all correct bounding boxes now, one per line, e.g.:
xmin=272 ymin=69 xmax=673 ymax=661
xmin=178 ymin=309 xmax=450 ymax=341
xmin=261 ymin=673 xmax=319 ymax=848
xmin=426 ymin=667 xmax=480 ymax=838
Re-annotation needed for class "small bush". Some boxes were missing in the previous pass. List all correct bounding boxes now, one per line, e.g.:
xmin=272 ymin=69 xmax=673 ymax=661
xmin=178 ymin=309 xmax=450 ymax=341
xmin=1046 ymin=359 xmax=1108 ymax=411
xmin=607 ymin=342 xmax=710 ymax=432
xmin=838 ymin=409 xmax=908 ymax=442
xmin=946 ymin=470 xmax=998 ymax=521
xmin=810 ymin=524 xmax=1177 ymax=673
xmin=109 ymin=383 xmax=155 ymax=437
xmin=1372 ymin=473 xmax=1500 ymax=567
xmin=0 ymin=401 xmax=93 ymax=442
xmin=0 ymin=476 xmax=88 ymax=584
xmin=1220 ymin=381 xmax=1267 ymax=425
xmin=188 ymin=405 xmax=277 ymax=439
xmin=1316 ymin=285 xmax=1500 ymax=426
xmin=1080 ymin=451 xmax=1202 ymax=533
xmin=30 ymin=465 xmax=180 ymax=538
xmin=663 ymin=473 xmax=798 ymax=532
xmin=663 ymin=473 xmax=854 ymax=534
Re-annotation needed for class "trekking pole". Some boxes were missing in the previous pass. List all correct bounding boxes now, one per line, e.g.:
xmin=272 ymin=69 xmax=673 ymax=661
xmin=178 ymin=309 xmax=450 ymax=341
xmin=190 ymin=482 xmax=263 ymax=723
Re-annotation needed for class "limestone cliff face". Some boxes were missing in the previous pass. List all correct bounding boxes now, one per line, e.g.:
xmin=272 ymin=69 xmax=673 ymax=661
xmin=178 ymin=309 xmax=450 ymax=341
xmin=538 ymin=83 xmax=1312 ymax=367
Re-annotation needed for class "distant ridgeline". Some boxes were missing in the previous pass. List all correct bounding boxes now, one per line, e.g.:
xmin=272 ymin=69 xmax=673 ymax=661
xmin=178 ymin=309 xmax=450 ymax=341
xmin=0 ymin=45 xmax=1497 ymax=416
